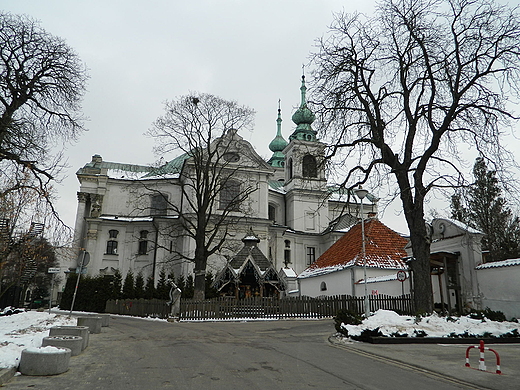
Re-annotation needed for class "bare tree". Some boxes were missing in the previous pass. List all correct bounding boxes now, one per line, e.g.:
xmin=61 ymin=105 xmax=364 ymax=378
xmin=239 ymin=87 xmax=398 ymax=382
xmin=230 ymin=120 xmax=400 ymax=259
xmin=0 ymin=12 xmax=88 ymax=221
xmin=147 ymin=93 xmax=257 ymax=299
xmin=311 ymin=0 xmax=520 ymax=313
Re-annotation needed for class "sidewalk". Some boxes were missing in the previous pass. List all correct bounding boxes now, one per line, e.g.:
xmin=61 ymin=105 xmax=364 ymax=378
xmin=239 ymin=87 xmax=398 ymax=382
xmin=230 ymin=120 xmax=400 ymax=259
xmin=331 ymin=337 xmax=520 ymax=390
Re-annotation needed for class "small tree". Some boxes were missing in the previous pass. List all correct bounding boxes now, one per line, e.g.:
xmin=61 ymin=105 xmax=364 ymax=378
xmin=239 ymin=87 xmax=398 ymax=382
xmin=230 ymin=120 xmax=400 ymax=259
xmin=154 ymin=269 xmax=168 ymax=299
xmin=183 ymin=275 xmax=194 ymax=299
xmin=175 ymin=274 xmax=186 ymax=297
xmin=111 ymin=269 xmax=123 ymax=300
xmin=451 ymin=158 xmax=520 ymax=262
xmin=144 ymin=274 xmax=155 ymax=299
xmin=122 ymin=270 xmax=135 ymax=299
xmin=311 ymin=0 xmax=520 ymax=313
xmin=205 ymin=271 xmax=218 ymax=299
xmin=134 ymin=272 xmax=145 ymax=299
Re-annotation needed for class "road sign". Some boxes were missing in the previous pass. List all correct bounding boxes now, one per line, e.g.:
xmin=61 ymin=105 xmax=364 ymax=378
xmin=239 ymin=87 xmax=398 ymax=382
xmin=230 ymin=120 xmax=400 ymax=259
xmin=76 ymin=251 xmax=90 ymax=267
xmin=397 ymin=270 xmax=407 ymax=282
xmin=48 ymin=267 xmax=61 ymax=273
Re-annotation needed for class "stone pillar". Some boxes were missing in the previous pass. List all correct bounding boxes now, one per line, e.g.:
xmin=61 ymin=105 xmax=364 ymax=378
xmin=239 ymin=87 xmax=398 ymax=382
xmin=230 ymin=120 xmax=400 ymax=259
xmin=72 ymin=192 xmax=89 ymax=254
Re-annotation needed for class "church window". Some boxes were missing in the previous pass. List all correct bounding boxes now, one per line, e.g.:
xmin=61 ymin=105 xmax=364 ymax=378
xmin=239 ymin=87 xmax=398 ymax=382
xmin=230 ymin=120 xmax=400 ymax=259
xmin=302 ymin=155 xmax=317 ymax=178
xmin=320 ymin=281 xmax=327 ymax=291
xmin=138 ymin=230 xmax=148 ymax=255
xmin=283 ymin=240 xmax=291 ymax=266
xmin=151 ymin=193 xmax=168 ymax=215
xmin=109 ymin=229 xmax=118 ymax=239
xmin=287 ymin=158 xmax=293 ymax=179
xmin=284 ymin=249 xmax=291 ymax=266
xmin=106 ymin=240 xmax=118 ymax=255
xmin=219 ymin=179 xmax=241 ymax=210
xmin=307 ymin=246 xmax=316 ymax=265
xmin=268 ymin=204 xmax=276 ymax=222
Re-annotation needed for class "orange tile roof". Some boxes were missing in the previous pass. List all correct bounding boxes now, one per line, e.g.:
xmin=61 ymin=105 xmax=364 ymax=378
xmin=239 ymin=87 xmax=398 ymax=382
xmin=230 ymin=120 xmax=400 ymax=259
xmin=299 ymin=219 xmax=408 ymax=278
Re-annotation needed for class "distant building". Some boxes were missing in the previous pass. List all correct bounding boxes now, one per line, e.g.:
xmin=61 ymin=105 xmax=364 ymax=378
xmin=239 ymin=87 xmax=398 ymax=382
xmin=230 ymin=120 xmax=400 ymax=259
xmin=71 ymin=76 xmax=377 ymax=295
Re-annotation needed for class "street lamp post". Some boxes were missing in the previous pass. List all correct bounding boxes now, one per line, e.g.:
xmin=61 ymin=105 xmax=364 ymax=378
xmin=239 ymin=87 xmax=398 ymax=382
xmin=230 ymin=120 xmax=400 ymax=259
xmin=355 ymin=186 xmax=370 ymax=318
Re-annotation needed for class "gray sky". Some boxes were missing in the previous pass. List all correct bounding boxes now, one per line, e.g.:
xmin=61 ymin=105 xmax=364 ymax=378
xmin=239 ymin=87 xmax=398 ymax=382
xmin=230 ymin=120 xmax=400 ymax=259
xmin=8 ymin=0 xmax=512 ymax=236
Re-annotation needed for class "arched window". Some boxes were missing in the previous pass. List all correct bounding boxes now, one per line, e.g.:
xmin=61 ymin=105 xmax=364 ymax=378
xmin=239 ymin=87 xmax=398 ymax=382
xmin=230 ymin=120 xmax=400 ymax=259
xmin=268 ymin=204 xmax=276 ymax=222
xmin=138 ymin=230 xmax=149 ymax=255
xmin=287 ymin=158 xmax=293 ymax=179
xmin=284 ymin=240 xmax=291 ymax=266
xmin=302 ymin=155 xmax=317 ymax=178
xmin=320 ymin=281 xmax=327 ymax=291
xmin=106 ymin=229 xmax=119 ymax=255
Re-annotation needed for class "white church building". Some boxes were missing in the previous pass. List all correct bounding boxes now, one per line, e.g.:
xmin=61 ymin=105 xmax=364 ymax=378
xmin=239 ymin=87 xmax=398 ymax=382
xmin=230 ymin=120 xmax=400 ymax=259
xmin=71 ymin=76 xmax=377 ymax=293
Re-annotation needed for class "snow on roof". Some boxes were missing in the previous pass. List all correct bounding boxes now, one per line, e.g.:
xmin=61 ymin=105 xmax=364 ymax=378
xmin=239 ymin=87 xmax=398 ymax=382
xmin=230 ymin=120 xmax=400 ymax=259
xmin=100 ymin=216 xmax=154 ymax=222
xmin=356 ymin=272 xmax=409 ymax=284
xmin=298 ymin=219 xmax=408 ymax=279
xmin=99 ymin=215 xmax=179 ymax=222
xmin=476 ymin=258 xmax=520 ymax=270
xmin=268 ymin=180 xmax=286 ymax=194
xmin=280 ymin=267 xmax=298 ymax=278
xmin=440 ymin=218 xmax=483 ymax=235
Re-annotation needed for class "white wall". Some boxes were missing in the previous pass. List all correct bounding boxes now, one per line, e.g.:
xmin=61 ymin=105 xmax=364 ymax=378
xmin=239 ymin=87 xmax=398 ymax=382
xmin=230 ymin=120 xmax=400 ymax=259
xmin=299 ymin=267 xmax=410 ymax=297
xmin=477 ymin=264 xmax=520 ymax=320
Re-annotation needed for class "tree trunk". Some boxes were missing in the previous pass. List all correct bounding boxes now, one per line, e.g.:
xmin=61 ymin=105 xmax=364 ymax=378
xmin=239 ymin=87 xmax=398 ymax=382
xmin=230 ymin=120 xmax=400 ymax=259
xmin=396 ymin=170 xmax=433 ymax=314
xmin=193 ymin=270 xmax=205 ymax=300
xmin=193 ymin=243 xmax=206 ymax=300
xmin=406 ymin=209 xmax=433 ymax=314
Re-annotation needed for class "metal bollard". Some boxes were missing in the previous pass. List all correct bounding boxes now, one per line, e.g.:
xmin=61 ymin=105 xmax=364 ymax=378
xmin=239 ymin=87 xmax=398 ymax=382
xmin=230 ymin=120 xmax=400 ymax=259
xmin=465 ymin=340 xmax=502 ymax=374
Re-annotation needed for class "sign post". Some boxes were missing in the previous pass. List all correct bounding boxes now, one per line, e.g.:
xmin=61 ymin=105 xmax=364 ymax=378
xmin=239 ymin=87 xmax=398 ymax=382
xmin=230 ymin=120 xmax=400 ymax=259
xmin=397 ymin=270 xmax=407 ymax=296
xmin=70 ymin=251 xmax=90 ymax=315
xmin=47 ymin=267 xmax=61 ymax=314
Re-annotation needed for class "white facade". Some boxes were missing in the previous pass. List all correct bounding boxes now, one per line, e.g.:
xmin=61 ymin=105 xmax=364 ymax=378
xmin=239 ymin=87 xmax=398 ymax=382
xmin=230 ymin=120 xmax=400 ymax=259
xmin=428 ymin=218 xmax=485 ymax=312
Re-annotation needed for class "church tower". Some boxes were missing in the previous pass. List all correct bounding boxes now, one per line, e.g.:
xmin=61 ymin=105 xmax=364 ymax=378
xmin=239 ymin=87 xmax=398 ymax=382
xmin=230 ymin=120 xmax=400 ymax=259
xmin=283 ymin=75 xmax=328 ymax=232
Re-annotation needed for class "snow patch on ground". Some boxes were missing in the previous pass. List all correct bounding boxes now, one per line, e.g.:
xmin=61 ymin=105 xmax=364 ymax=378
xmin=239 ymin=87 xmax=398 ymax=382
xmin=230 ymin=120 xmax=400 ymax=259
xmin=341 ymin=309 xmax=519 ymax=338
xmin=0 ymin=310 xmax=76 ymax=368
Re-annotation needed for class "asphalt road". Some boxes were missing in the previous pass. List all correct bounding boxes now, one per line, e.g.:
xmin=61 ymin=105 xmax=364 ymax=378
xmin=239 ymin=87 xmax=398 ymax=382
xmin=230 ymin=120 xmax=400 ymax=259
xmin=3 ymin=316 xmax=508 ymax=389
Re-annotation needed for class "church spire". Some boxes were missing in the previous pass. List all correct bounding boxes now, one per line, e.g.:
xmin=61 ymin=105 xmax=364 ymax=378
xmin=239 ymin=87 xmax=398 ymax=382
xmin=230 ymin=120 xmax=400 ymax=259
xmin=268 ymin=100 xmax=288 ymax=168
xmin=290 ymin=75 xmax=317 ymax=142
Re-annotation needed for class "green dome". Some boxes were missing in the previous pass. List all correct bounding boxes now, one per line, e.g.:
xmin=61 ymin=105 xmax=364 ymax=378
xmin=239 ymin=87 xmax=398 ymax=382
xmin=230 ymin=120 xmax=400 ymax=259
xmin=268 ymin=106 xmax=288 ymax=167
xmin=289 ymin=75 xmax=317 ymax=142
xmin=269 ymin=134 xmax=288 ymax=153
xmin=291 ymin=106 xmax=315 ymax=125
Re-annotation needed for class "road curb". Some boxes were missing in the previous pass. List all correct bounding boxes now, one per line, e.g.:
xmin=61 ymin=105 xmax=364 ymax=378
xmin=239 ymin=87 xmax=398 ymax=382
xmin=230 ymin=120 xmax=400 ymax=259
xmin=365 ymin=336 xmax=520 ymax=344
xmin=0 ymin=366 xmax=17 ymax=385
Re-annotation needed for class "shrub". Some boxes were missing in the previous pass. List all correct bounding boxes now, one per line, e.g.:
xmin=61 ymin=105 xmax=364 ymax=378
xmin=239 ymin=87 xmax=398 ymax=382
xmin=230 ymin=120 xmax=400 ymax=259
xmin=469 ymin=308 xmax=507 ymax=322
xmin=351 ymin=328 xmax=384 ymax=342
xmin=334 ymin=309 xmax=363 ymax=336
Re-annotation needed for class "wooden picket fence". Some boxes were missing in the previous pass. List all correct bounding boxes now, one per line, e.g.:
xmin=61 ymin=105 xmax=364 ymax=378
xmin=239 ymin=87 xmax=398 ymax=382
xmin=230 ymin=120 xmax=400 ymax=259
xmin=179 ymin=294 xmax=413 ymax=321
xmin=105 ymin=294 xmax=413 ymax=321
